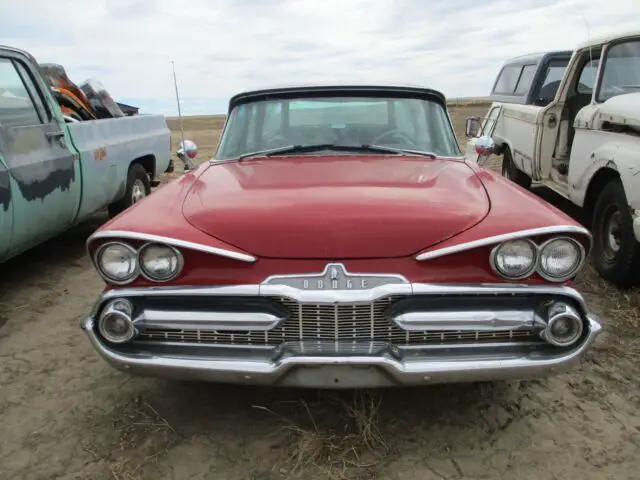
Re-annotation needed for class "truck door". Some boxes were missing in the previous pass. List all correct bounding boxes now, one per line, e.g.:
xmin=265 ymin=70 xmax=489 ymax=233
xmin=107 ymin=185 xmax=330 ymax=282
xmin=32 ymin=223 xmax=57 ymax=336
xmin=0 ymin=50 xmax=81 ymax=256
xmin=465 ymin=104 xmax=502 ymax=165
xmin=0 ymin=155 xmax=11 ymax=261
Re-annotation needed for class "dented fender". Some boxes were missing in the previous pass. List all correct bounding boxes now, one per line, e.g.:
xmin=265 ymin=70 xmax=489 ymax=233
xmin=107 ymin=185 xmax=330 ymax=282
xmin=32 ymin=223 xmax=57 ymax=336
xmin=569 ymin=131 xmax=640 ymax=211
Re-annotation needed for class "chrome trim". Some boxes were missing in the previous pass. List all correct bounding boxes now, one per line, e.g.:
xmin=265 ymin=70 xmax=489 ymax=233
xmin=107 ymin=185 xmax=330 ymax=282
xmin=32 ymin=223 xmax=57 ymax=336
xmin=490 ymin=238 xmax=538 ymax=280
xmin=262 ymin=262 xmax=409 ymax=288
xmin=89 ymin=282 xmax=592 ymax=317
xmin=134 ymin=310 xmax=283 ymax=331
xmin=414 ymin=225 xmax=592 ymax=261
xmin=536 ymin=237 xmax=586 ymax=283
xmin=260 ymin=283 xmax=412 ymax=303
xmin=540 ymin=302 xmax=584 ymax=347
xmin=391 ymin=309 xmax=537 ymax=332
xmin=98 ymin=299 xmax=136 ymax=344
xmin=81 ymin=314 xmax=602 ymax=388
xmin=138 ymin=242 xmax=185 ymax=283
xmin=87 ymin=230 xmax=257 ymax=263
xmin=93 ymin=241 xmax=140 ymax=286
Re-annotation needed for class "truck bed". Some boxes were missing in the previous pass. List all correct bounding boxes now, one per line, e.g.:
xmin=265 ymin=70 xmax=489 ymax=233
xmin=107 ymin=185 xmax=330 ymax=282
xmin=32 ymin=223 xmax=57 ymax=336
xmin=67 ymin=114 xmax=171 ymax=221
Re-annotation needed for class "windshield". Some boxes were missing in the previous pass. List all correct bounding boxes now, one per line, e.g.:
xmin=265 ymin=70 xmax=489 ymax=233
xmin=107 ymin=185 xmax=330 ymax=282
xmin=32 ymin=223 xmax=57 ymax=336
xmin=215 ymin=94 xmax=461 ymax=159
xmin=597 ymin=39 xmax=640 ymax=102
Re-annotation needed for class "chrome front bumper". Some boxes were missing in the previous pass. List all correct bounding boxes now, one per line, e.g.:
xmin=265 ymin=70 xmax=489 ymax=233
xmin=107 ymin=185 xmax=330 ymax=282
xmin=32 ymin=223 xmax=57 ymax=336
xmin=82 ymin=283 xmax=603 ymax=388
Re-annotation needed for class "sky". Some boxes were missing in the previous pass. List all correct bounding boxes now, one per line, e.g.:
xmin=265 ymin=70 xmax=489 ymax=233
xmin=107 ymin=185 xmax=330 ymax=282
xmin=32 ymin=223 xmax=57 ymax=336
xmin=1 ymin=0 xmax=639 ymax=116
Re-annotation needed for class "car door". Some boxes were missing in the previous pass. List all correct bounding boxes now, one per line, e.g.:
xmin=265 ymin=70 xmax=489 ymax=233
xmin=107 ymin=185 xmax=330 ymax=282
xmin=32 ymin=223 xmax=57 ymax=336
xmin=0 ymin=49 xmax=81 ymax=257
xmin=464 ymin=104 xmax=502 ymax=164
xmin=0 ymin=153 xmax=11 ymax=261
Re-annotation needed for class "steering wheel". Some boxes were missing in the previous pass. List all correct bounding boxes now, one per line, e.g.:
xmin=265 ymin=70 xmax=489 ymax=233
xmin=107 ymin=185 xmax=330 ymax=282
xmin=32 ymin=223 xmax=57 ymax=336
xmin=370 ymin=130 xmax=416 ymax=146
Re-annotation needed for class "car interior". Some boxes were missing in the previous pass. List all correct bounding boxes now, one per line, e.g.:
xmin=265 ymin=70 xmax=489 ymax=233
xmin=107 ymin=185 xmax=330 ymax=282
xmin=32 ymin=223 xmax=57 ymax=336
xmin=553 ymin=51 xmax=601 ymax=170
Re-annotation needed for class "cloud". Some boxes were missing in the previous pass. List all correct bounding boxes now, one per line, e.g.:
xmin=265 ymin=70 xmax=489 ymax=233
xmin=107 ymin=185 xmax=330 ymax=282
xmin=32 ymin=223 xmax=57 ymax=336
xmin=1 ymin=0 xmax=639 ymax=115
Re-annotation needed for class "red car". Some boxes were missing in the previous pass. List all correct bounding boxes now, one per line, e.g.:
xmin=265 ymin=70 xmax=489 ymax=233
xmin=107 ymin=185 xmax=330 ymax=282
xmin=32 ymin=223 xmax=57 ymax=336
xmin=82 ymin=84 xmax=602 ymax=388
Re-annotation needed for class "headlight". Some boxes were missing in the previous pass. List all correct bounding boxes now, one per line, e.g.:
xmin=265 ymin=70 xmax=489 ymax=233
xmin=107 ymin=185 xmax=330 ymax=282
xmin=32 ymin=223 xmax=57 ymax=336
xmin=538 ymin=237 xmax=584 ymax=281
xmin=491 ymin=239 xmax=537 ymax=279
xmin=98 ymin=299 xmax=136 ymax=344
xmin=95 ymin=242 xmax=138 ymax=284
xmin=139 ymin=243 xmax=183 ymax=281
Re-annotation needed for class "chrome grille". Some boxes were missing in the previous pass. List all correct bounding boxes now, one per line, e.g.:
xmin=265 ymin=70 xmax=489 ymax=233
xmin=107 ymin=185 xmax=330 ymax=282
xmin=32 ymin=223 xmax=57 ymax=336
xmin=136 ymin=295 xmax=538 ymax=346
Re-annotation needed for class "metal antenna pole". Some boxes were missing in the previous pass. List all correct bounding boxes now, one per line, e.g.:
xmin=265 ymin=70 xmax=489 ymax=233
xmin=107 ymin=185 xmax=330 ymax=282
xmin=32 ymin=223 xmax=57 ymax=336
xmin=171 ymin=60 xmax=194 ymax=170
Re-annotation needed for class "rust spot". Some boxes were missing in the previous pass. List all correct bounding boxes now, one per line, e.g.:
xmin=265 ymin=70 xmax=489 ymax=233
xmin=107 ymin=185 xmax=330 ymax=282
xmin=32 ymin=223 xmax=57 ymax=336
xmin=94 ymin=147 xmax=108 ymax=161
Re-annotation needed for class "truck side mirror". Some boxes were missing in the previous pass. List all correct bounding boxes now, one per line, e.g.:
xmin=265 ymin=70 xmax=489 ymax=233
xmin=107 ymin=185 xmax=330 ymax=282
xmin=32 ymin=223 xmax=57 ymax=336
xmin=474 ymin=135 xmax=497 ymax=156
xmin=177 ymin=140 xmax=198 ymax=171
xmin=465 ymin=117 xmax=481 ymax=138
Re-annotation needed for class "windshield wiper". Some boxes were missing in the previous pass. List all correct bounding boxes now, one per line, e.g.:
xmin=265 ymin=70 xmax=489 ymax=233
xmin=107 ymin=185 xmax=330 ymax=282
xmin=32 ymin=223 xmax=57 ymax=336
xmin=364 ymin=144 xmax=437 ymax=158
xmin=237 ymin=143 xmax=436 ymax=159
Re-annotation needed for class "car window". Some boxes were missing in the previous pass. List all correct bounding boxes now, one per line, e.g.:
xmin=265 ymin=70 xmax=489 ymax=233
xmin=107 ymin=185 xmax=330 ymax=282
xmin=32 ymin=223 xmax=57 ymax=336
xmin=394 ymin=99 xmax=418 ymax=138
xmin=13 ymin=60 xmax=49 ymax=122
xmin=262 ymin=102 xmax=282 ymax=137
xmin=216 ymin=95 xmax=460 ymax=158
xmin=536 ymin=59 xmax=569 ymax=101
xmin=0 ymin=57 xmax=46 ymax=128
xmin=289 ymin=99 xmax=389 ymax=126
xmin=480 ymin=106 xmax=501 ymax=136
xmin=493 ymin=65 xmax=522 ymax=95
xmin=597 ymin=39 xmax=640 ymax=101
xmin=576 ymin=58 xmax=600 ymax=94
xmin=514 ymin=64 xmax=536 ymax=95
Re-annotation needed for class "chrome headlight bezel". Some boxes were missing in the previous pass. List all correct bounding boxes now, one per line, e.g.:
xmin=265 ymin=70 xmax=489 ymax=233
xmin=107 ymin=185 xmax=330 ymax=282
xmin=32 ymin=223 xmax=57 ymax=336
xmin=93 ymin=241 xmax=139 ymax=285
xmin=537 ymin=236 xmax=585 ymax=282
xmin=98 ymin=298 xmax=137 ymax=344
xmin=138 ymin=242 xmax=184 ymax=282
xmin=490 ymin=238 xmax=538 ymax=280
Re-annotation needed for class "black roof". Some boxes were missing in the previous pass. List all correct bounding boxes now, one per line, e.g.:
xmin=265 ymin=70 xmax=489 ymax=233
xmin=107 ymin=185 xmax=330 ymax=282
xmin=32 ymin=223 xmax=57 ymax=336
xmin=227 ymin=83 xmax=448 ymax=111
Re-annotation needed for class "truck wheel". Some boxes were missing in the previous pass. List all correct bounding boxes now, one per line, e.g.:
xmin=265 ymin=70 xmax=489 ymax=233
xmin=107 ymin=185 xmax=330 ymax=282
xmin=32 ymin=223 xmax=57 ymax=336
xmin=107 ymin=163 xmax=151 ymax=218
xmin=501 ymin=148 xmax=532 ymax=189
xmin=591 ymin=178 xmax=640 ymax=287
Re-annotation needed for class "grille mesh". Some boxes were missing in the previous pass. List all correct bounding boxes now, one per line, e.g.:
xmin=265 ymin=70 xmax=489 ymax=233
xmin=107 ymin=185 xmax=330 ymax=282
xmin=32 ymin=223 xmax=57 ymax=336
xmin=136 ymin=295 xmax=538 ymax=347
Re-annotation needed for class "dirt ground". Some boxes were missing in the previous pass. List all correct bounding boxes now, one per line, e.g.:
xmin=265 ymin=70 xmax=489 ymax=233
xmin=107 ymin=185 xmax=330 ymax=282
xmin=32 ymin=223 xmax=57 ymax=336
xmin=1 ymin=105 xmax=640 ymax=480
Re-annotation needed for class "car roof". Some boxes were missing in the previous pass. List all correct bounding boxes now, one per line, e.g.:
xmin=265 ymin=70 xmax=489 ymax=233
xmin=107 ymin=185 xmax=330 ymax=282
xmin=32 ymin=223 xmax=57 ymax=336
xmin=574 ymin=27 xmax=640 ymax=51
xmin=0 ymin=44 xmax=37 ymax=63
xmin=502 ymin=50 xmax=573 ymax=66
xmin=227 ymin=83 xmax=447 ymax=110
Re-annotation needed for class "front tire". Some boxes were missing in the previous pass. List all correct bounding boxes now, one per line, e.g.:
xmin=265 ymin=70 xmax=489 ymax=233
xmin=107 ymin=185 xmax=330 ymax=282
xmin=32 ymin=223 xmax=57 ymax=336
xmin=501 ymin=148 xmax=532 ymax=189
xmin=591 ymin=178 xmax=640 ymax=287
xmin=107 ymin=163 xmax=151 ymax=218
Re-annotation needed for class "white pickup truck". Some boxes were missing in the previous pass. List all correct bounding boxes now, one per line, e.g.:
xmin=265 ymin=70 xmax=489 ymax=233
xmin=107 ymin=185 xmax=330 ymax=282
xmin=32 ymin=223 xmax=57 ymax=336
xmin=464 ymin=28 xmax=640 ymax=287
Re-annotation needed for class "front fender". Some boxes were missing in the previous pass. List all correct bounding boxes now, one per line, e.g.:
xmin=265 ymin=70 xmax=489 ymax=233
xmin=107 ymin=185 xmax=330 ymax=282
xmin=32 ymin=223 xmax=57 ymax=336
xmin=572 ymin=135 xmax=640 ymax=210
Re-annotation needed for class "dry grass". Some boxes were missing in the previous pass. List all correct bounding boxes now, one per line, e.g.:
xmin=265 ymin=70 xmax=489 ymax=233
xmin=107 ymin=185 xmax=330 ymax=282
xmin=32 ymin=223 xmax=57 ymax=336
xmin=106 ymin=397 xmax=177 ymax=480
xmin=254 ymin=392 xmax=388 ymax=479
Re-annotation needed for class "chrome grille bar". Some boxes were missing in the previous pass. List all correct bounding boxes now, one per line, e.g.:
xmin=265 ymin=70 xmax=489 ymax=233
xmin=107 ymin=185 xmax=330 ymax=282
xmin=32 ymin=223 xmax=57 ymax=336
xmin=134 ymin=295 xmax=541 ymax=347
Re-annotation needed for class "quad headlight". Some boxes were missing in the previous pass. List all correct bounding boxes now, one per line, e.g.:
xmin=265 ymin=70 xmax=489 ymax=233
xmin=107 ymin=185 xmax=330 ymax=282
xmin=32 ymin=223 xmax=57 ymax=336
xmin=537 ymin=237 xmax=584 ymax=281
xmin=94 ymin=242 xmax=139 ymax=284
xmin=139 ymin=242 xmax=184 ymax=282
xmin=490 ymin=236 xmax=585 ymax=282
xmin=93 ymin=240 xmax=185 ymax=284
xmin=491 ymin=239 xmax=537 ymax=279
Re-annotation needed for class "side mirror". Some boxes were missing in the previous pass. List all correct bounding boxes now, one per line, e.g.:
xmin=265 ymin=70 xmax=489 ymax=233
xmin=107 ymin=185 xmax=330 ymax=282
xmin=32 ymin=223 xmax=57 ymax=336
xmin=177 ymin=140 xmax=198 ymax=171
xmin=465 ymin=117 xmax=481 ymax=138
xmin=474 ymin=135 xmax=497 ymax=156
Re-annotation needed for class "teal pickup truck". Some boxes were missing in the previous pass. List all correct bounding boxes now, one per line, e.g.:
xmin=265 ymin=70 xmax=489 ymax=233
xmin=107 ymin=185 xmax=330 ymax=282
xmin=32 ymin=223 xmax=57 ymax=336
xmin=0 ymin=45 xmax=172 ymax=263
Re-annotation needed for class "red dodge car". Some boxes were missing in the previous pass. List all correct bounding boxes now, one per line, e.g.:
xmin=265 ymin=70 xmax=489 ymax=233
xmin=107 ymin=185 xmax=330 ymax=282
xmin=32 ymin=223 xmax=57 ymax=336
xmin=82 ymin=84 xmax=602 ymax=389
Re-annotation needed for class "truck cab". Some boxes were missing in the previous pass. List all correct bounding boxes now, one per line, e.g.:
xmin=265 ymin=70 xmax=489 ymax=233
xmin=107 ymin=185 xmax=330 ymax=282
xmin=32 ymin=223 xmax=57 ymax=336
xmin=464 ymin=29 xmax=640 ymax=287
xmin=0 ymin=45 xmax=172 ymax=263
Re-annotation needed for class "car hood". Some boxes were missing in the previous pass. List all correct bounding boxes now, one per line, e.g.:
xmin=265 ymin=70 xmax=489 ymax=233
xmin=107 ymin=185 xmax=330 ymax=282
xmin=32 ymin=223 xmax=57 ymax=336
xmin=182 ymin=155 xmax=489 ymax=258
